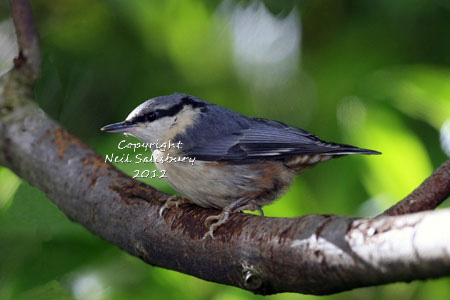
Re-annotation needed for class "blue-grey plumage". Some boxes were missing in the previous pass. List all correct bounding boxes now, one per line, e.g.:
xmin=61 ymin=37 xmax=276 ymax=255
xmin=175 ymin=101 xmax=379 ymax=162
xmin=101 ymin=93 xmax=381 ymax=238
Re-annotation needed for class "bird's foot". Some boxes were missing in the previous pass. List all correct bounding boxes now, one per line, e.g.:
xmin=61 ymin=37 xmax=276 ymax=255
xmin=159 ymin=195 xmax=191 ymax=217
xmin=203 ymin=208 xmax=232 ymax=240
xmin=236 ymin=201 xmax=264 ymax=216
xmin=202 ymin=198 xmax=263 ymax=240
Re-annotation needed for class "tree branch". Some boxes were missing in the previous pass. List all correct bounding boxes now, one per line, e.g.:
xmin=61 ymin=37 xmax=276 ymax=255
xmin=382 ymin=160 xmax=450 ymax=216
xmin=1 ymin=0 xmax=450 ymax=295
xmin=8 ymin=0 xmax=40 ymax=77
xmin=0 ymin=99 xmax=449 ymax=295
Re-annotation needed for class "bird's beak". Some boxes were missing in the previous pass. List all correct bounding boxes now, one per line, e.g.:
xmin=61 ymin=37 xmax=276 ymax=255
xmin=100 ymin=122 xmax=134 ymax=133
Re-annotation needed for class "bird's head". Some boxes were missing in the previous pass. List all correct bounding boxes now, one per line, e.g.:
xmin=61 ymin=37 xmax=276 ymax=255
xmin=101 ymin=93 xmax=208 ymax=143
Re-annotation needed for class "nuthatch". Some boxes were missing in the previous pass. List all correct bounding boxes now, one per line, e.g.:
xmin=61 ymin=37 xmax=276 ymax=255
xmin=101 ymin=93 xmax=380 ymax=238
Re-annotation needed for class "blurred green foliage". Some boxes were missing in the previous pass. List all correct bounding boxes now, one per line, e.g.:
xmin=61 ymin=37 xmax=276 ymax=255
xmin=0 ymin=0 xmax=449 ymax=299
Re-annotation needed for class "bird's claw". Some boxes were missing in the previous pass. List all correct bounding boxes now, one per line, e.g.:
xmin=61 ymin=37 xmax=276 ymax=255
xmin=237 ymin=202 xmax=264 ymax=216
xmin=202 ymin=200 xmax=263 ymax=240
xmin=159 ymin=195 xmax=190 ymax=217
xmin=202 ymin=210 xmax=231 ymax=240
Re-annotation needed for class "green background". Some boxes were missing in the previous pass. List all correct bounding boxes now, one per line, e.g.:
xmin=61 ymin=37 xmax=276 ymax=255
xmin=1 ymin=0 xmax=450 ymax=299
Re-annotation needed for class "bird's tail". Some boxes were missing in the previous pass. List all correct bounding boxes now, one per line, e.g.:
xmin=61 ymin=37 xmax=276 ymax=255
xmin=319 ymin=141 xmax=381 ymax=155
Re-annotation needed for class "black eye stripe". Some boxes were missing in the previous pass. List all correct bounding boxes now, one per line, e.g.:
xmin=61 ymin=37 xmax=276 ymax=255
xmin=146 ymin=112 xmax=157 ymax=121
xmin=129 ymin=96 xmax=207 ymax=124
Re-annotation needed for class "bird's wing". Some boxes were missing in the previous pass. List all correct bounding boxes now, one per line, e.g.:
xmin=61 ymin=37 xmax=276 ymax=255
xmin=182 ymin=117 xmax=378 ymax=162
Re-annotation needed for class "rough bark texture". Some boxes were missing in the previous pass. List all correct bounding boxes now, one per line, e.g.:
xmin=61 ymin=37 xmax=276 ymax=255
xmin=1 ymin=0 xmax=450 ymax=295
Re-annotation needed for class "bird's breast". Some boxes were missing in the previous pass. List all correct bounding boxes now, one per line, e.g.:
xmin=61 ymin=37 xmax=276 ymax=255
xmin=153 ymin=153 xmax=296 ymax=209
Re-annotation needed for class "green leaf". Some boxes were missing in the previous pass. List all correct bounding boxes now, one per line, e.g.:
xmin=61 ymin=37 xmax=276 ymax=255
xmin=346 ymin=105 xmax=433 ymax=208
xmin=14 ymin=281 xmax=74 ymax=300
xmin=361 ymin=66 xmax=450 ymax=129
xmin=0 ymin=167 xmax=21 ymax=212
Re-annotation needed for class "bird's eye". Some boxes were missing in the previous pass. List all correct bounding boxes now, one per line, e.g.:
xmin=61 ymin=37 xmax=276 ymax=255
xmin=146 ymin=112 xmax=157 ymax=122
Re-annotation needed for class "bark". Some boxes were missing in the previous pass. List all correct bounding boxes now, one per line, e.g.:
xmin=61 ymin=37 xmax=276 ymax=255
xmin=8 ymin=0 xmax=40 ymax=77
xmin=1 ymin=0 xmax=450 ymax=295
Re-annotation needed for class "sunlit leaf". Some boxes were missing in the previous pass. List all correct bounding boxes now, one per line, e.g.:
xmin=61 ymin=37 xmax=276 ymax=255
xmin=347 ymin=105 xmax=433 ymax=208
xmin=164 ymin=0 xmax=232 ymax=83
xmin=361 ymin=66 xmax=450 ymax=129
xmin=0 ymin=167 xmax=21 ymax=212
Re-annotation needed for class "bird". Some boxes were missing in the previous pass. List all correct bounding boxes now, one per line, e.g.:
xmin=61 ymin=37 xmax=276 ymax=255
xmin=101 ymin=93 xmax=380 ymax=239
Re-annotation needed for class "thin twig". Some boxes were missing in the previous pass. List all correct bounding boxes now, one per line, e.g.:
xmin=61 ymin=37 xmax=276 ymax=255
xmin=8 ymin=0 xmax=40 ymax=76
xmin=382 ymin=159 xmax=450 ymax=216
